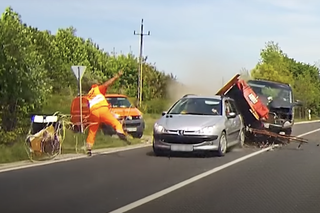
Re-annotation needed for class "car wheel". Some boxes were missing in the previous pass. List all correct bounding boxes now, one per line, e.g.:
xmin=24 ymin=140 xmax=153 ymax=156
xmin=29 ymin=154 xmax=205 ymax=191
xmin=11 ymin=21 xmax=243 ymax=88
xmin=131 ymin=132 xmax=143 ymax=139
xmin=238 ymin=128 xmax=245 ymax=148
xmin=217 ymin=132 xmax=227 ymax=157
xmin=153 ymin=143 xmax=163 ymax=156
xmin=101 ymin=124 xmax=114 ymax=136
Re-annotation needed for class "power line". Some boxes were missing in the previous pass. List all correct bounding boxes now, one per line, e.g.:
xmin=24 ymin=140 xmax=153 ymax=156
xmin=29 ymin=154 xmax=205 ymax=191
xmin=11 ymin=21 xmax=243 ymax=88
xmin=134 ymin=19 xmax=150 ymax=108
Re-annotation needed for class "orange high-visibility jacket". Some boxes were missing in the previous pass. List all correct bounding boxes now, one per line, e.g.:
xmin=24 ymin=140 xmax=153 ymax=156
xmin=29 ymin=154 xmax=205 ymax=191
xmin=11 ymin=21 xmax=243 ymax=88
xmin=87 ymin=85 xmax=109 ymax=111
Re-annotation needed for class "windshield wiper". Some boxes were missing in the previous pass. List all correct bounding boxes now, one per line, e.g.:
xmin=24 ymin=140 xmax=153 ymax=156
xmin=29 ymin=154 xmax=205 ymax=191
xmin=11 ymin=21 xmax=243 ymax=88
xmin=184 ymin=112 xmax=206 ymax=115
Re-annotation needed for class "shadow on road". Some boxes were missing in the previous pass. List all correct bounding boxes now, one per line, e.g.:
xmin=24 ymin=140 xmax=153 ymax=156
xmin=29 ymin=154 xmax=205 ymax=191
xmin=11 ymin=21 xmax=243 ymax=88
xmin=146 ymin=150 xmax=220 ymax=158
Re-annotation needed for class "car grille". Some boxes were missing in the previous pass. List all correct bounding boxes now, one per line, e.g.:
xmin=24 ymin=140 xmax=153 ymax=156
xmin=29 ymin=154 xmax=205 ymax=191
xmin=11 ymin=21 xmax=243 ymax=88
xmin=158 ymin=134 xmax=216 ymax=145
xmin=119 ymin=115 xmax=141 ymax=120
xmin=269 ymin=108 xmax=292 ymax=120
xmin=123 ymin=123 xmax=141 ymax=128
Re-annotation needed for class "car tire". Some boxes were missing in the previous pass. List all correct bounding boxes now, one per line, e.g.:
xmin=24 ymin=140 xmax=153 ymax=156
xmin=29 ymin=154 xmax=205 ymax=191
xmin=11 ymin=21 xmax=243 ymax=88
xmin=217 ymin=131 xmax=227 ymax=157
xmin=131 ymin=132 xmax=143 ymax=139
xmin=238 ymin=128 xmax=245 ymax=148
xmin=101 ymin=124 xmax=114 ymax=136
xmin=153 ymin=143 xmax=163 ymax=156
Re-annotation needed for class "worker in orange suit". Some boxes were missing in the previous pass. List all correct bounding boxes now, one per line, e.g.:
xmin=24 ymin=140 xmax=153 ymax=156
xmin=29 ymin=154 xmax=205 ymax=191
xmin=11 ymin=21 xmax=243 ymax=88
xmin=86 ymin=70 xmax=130 ymax=156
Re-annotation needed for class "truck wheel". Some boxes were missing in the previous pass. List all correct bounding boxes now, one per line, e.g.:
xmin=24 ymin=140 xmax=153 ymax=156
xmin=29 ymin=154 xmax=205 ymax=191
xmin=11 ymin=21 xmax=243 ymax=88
xmin=284 ymin=128 xmax=292 ymax=144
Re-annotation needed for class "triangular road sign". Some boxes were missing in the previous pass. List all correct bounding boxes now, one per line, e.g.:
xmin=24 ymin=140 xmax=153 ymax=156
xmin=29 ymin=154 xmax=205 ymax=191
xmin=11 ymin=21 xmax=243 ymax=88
xmin=71 ymin=66 xmax=86 ymax=80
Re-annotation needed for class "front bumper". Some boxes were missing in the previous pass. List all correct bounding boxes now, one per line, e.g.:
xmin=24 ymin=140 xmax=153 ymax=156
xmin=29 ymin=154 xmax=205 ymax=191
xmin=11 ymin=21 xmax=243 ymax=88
xmin=102 ymin=119 xmax=145 ymax=134
xmin=153 ymin=133 xmax=219 ymax=152
xmin=123 ymin=119 xmax=145 ymax=133
xmin=262 ymin=120 xmax=293 ymax=133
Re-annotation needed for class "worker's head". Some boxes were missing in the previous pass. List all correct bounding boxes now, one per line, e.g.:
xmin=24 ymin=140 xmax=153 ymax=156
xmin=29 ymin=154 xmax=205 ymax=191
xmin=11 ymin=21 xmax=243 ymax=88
xmin=83 ymin=79 xmax=100 ymax=93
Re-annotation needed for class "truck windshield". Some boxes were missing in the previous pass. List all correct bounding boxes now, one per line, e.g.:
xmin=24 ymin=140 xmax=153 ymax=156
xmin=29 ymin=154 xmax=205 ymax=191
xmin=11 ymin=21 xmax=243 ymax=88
xmin=247 ymin=80 xmax=293 ymax=104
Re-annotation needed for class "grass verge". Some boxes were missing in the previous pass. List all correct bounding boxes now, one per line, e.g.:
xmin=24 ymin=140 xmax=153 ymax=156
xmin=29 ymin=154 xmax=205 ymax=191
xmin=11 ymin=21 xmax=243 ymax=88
xmin=0 ymin=114 xmax=159 ymax=164
xmin=0 ymin=129 xmax=153 ymax=164
xmin=0 ymin=92 xmax=163 ymax=164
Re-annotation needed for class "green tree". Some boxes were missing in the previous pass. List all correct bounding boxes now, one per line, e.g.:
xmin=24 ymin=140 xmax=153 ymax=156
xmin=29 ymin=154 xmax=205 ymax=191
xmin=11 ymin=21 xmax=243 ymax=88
xmin=251 ymin=41 xmax=294 ymax=85
xmin=0 ymin=7 xmax=178 ymax=145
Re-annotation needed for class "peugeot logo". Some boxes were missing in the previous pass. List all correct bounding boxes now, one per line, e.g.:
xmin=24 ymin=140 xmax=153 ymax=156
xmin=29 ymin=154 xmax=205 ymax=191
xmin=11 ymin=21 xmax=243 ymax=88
xmin=178 ymin=130 xmax=184 ymax=136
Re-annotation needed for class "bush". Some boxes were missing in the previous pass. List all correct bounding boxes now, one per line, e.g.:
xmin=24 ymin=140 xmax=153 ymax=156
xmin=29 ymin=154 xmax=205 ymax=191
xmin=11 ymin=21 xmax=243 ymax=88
xmin=140 ymin=99 xmax=172 ymax=114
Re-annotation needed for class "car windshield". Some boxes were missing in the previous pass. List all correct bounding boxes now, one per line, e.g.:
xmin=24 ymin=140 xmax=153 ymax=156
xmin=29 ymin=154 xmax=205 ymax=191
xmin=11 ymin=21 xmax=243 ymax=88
xmin=247 ymin=81 xmax=293 ymax=104
xmin=106 ymin=97 xmax=132 ymax=108
xmin=167 ymin=97 xmax=222 ymax=115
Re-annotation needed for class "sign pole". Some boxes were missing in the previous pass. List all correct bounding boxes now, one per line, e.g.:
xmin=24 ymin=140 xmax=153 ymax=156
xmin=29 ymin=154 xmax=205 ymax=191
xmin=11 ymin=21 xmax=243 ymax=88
xmin=71 ymin=66 xmax=87 ymax=134
xmin=78 ymin=67 xmax=84 ymax=133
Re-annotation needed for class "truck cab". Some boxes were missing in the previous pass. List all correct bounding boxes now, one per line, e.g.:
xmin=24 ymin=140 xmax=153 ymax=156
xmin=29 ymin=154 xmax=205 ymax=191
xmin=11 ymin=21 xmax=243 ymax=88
xmin=246 ymin=79 xmax=301 ymax=136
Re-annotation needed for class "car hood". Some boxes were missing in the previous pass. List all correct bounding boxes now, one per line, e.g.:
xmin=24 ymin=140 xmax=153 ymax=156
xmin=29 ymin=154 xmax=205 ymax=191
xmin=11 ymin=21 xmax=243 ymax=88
xmin=110 ymin=108 xmax=141 ymax=116
xmin=157 ymin=114 xmax=224 ymax=131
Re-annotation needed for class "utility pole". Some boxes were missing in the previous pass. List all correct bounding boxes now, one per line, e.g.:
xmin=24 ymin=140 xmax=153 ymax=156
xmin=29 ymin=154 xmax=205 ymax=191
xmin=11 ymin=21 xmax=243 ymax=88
xmin=134 ymin=19 xmax=150 ymax=108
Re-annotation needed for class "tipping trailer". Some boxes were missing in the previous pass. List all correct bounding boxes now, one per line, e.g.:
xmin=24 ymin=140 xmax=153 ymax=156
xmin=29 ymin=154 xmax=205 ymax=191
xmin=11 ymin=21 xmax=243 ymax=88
xmin=216 ymin=74 xmax=307 ymax=146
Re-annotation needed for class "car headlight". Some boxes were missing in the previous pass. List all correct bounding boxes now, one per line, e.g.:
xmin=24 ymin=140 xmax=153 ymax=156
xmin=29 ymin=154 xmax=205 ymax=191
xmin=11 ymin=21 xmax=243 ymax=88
xmin=138 ymin=114 xmax=143 ymax=119
xmin=154 ymin=123 xmax=165 ymax=133
xmin=198 ymin=126 xmax=215 ymax=135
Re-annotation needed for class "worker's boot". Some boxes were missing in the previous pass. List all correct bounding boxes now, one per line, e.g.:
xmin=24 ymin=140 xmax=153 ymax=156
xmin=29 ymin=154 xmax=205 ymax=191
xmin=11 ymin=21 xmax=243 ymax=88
xmin=87 ymin=148 xmax=92 ymax=157
xmin=116 ymin=131 xmax=131 ymax=145
xmin=85 ymin=143 xmax=93 ymax=157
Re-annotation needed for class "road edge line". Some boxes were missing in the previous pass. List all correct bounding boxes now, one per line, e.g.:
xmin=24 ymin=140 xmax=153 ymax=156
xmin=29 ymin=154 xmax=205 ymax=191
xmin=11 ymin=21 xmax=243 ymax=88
xmin=0 ymin=143 xmax=151 ymax=173
xmin=295 ymin=120 xmax=320 ymax=125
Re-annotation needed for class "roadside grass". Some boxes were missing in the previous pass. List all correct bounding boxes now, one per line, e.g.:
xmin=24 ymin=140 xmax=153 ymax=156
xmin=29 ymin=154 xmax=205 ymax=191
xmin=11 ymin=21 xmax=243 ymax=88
xmin=143 ymin=113 xmax=161 ymax=135
xmin=0 ymin=129 xmax=150 ymax=164
xmin=0 ymin=94 xmax=161 ymax=164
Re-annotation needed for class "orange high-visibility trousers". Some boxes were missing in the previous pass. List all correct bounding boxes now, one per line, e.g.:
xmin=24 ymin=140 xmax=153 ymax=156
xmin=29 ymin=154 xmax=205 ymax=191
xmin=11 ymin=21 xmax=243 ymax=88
xmin=86 ymin=106 xmax=124 ymax=148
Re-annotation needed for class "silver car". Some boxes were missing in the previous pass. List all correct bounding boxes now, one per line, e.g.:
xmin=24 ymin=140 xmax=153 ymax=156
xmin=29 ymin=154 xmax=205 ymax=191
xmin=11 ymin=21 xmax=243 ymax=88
xmin=152 ymin=95 xmax=245 ymax=156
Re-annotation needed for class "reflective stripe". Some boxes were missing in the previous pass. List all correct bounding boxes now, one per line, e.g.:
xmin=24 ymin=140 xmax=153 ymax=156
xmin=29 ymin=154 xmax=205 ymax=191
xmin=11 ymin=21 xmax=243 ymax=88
xmin=89 ymin=94 xmax=106 ymax=108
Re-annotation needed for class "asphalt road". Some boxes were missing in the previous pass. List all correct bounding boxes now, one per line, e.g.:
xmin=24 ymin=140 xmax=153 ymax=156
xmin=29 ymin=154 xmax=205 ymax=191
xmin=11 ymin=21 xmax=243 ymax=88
xmin=0 ymin=122 xmax=319 ymax=213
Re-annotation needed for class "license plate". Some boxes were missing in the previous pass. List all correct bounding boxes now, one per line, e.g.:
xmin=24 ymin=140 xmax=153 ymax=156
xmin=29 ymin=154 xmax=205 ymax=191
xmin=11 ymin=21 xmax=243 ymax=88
xmin=126 ymin=127 xmax=137 ymax=132
xmin=263 ymin=123 xmax=270 ymax=128
xmin=170 ymin=145 xmax=193 ymax=152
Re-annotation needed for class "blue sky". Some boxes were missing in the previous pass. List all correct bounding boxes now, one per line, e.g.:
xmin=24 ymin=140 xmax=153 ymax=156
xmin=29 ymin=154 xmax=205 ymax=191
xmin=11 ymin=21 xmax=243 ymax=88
xmin=1 ymin=0 xmax=320 ymax=90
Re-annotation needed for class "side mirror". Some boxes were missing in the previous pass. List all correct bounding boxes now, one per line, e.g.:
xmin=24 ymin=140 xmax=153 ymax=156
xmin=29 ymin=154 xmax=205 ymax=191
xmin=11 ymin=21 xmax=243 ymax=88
xmin=162 ymin=111 xmax=167 ymax=116
xmin=227 ymin=112 xmax=237 ymax=118
xmin=293 ymin=100 xmax=303 ymax=107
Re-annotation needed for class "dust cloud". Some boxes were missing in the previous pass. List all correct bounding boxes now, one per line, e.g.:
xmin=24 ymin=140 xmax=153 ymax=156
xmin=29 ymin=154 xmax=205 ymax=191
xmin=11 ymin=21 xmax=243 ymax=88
xmin=166 ymin=52 xmax=245 ymax=103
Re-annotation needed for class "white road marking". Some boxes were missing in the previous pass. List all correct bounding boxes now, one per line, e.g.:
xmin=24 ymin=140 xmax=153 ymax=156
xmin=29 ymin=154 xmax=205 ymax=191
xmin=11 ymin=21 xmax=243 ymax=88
xmin=0 ymin=143 xmax=151 ymax=173
xmin=295 ymin=120 xmax=320 ymax=125
xmin=108 ymin=128 xmax=320 ymax=213
xmin=297 ymin=128 xmax=320 ymax=137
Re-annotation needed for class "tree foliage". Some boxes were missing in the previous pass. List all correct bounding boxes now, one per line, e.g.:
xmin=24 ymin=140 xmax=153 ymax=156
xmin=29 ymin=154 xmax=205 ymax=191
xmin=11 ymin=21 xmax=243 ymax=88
xmin=0 ymin=7 xmax=176 ymax=145
xmin=250 ymin=41 xmax=320 ymax=117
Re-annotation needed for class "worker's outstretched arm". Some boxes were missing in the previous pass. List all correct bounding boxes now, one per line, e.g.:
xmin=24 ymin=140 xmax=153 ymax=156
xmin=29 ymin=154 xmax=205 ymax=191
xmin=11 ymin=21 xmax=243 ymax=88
xmin=101 ymin=70 xmax=123 ymax=88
